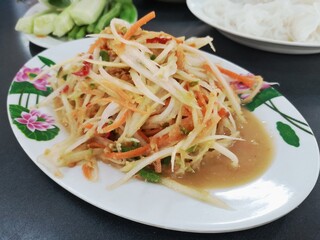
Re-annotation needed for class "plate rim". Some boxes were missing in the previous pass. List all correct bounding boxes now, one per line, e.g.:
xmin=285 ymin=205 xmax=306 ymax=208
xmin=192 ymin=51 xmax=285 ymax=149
xmin=7 ymin=38 xmax=320 ymax=233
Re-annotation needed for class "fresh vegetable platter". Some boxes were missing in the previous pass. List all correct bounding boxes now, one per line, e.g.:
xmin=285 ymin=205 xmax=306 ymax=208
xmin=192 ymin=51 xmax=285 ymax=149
xmin=15 ymin=0 xmax=137 ymax=44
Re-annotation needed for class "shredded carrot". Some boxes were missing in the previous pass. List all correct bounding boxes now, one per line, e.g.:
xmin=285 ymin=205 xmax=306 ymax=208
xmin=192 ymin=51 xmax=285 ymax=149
xmin=182 ymin=106 xmax=192 ymax=117
xmin=137 ymin=130 xmax=150 ymax=143
xmin=143 ymin=128 xmax=163 ymax=137
xmin=203 ymin=63 xmax=213 ymax=74
xmin=150 ymin=144 xmax=162 ymax=172
xmin=153 ymin=132 xmax=183 ymax=149
xmin=218 ymin=108 xmax=229 ymax=118
xmin=124 ymin=11 xmax=156 ymax=40
xmin=87 ymin=142 xmax=105 ymax=148
xmin=104 ymin=144 xmax=151 ymax=159
xmin=82 ymin=161 xmax=97 ymax=180
xmin=217 ymin=66 xmax=255 ymax=88
xmin=180 ymin=117 xmax=194 ymax=130
xmin=151 ymin=119 xmax=194 ymax=148
xmin=88 ymin=38 xmax=106 ymax=54
xmin=68 ymin=162 xmax=77 ymax=168
xmin=195 ymin=90 xmax=207 ymax=115
xmin=153 ymin=158 xmax=162 ymax=173
xmin=176 ymin=47 xmax=185 ymax=70
xmin=102 ymin=111 xmax=128 ymax=133
xmin=84 ymin=123 xmax=94 ymax=129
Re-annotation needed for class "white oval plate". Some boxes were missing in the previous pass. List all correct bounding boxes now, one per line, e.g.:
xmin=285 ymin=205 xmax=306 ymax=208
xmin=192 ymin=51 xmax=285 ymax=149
xmin=186 ymin=0 xmax=320 ymax=54
xmin=7 ymin=38 xmax=320 ymax=233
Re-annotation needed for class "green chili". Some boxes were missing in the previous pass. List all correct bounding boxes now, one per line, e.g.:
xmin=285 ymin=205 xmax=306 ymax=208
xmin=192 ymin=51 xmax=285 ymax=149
xmin=87 ymin=1 xmax=111 ymax=33
xmin=94 ymin=2 xmax=122 ymax=34
xmin=99 ymin=50 xmax=110 ymax=61
xmin=75 ymin=26 xmax=87 ymax=39
xmin=67 ymin=25 xmax=80 ymax=40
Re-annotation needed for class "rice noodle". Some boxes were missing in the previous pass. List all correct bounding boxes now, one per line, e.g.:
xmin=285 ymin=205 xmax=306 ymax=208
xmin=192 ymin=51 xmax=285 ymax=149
xmin=203 ymin=0 xmax=320 ymax=43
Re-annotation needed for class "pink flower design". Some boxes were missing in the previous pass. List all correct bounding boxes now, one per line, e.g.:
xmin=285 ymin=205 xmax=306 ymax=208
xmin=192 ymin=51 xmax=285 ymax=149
xmin=15 ymin=66 xmax=50 ymax=91
xmin=15 ymin=109 xmax=55 ymax=132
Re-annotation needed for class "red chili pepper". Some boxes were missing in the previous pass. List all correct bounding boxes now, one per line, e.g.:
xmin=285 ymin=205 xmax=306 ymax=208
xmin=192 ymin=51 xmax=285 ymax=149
xmin=146 ymin=37 xmax=171 ymax=44
xmin=218 ymin=108 xmax=229 ymax=118
xmin=104 ymin=132 xmax=111 ymax=139
xmin=61 ymin=85 xmax=69 ymax=93
xmin=73 ymin=60 xmax=92 ymax=77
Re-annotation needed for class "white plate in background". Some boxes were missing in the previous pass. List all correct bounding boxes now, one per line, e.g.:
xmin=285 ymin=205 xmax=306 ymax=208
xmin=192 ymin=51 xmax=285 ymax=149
xmin=187 ymin=0 xmax=320 ymax=54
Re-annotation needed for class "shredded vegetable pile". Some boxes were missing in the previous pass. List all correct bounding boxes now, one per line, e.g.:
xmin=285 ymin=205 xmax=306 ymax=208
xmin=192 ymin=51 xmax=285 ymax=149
xmin=38 ymin=12 xmax=265 ymax=208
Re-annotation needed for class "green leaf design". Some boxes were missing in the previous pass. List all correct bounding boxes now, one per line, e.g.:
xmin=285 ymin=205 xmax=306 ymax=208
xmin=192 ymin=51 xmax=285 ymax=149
xmin=9 ymin=104 xmax=29 ymax=119
xmin=9 ymin=104 xmax=59 ymax=141
xmin=9 ymin=81 xmax=53 ymax=96
xmin=38 ymin=55 xmax=56 ymax=67
xmin=276 ymin=121 xmax=300 ymax=147
xmin=19 ymin=124 xmax=60 ymax=141
xmin=245 ymin=87 xmax=281 ymax=111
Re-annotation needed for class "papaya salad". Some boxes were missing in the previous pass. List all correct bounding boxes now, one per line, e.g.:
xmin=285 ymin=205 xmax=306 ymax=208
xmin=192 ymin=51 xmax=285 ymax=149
xmin=37 ymin=12 xmax=265 ymax=208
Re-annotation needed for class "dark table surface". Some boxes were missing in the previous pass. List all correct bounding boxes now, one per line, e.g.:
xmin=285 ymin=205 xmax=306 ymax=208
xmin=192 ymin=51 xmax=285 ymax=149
xmin=1 ymin=1 xmax=320 ymax=239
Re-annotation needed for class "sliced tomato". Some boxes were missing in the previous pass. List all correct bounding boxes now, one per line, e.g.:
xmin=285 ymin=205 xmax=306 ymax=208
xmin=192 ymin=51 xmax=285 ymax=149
xmin=73 ymin=60 xmax=92 ymax=77
xmin=146 ymin=37 xmax=171 ymax=44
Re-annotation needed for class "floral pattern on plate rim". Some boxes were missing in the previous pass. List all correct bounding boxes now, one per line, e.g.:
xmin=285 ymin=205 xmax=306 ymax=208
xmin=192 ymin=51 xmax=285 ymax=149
xmin=8 ymin=55 xmax=59 ymax=141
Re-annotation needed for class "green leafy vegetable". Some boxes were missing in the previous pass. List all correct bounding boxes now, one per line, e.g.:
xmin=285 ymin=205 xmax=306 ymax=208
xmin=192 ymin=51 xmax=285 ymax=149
xmin=121 ymin=142 xmax=141 ymax=152
xmin=99 ymin=50 xmax=110 ymax=61
xmin=139 ymin=168 xmax=161 ymax=183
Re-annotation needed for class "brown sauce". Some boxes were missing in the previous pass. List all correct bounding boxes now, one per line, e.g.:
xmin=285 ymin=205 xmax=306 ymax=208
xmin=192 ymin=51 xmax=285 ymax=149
xmin=170 ymin=109 xmax=274 ymax=189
